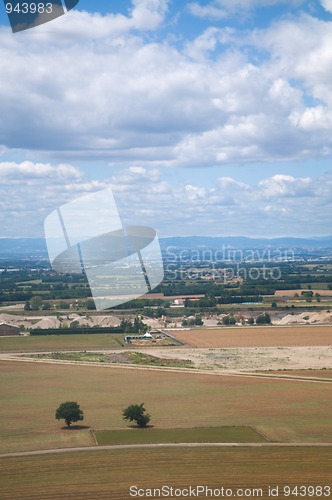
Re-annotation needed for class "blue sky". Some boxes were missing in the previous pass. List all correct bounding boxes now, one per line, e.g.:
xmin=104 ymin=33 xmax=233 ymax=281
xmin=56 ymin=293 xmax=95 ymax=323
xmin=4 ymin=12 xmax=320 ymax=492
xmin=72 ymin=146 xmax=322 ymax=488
xmin=0 ymin=0 xmax=332 ymax=238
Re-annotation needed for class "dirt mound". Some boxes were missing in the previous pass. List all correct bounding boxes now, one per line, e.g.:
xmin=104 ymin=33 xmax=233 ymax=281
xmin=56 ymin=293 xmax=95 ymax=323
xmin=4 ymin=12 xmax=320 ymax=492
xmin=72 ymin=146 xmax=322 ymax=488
xmin=31 ymin=317 xmax=62 ymax=329
xmin=277 ymin=310 xmax=332 ymax=325
xmin=277 ymin=314 xmax=306 ymax=325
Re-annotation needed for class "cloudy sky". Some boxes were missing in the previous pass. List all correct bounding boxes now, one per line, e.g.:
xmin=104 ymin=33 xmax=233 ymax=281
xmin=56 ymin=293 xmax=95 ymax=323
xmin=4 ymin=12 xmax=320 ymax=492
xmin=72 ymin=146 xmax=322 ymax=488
xmin=0 ymin=0 xmax=332 ymax=238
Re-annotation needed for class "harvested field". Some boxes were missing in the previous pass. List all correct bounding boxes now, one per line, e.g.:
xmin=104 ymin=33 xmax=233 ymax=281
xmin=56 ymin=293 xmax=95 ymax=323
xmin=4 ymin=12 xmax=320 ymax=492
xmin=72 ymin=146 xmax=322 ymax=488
xmin=172 ymin=326 xmax=332 ymax=348
xmin=1 ymin=447 xmax=331 ymax=499
xmin=275 ymin=289 xmax=332 ymax=296
xmin=268 ymin=369 xmax=332 ymax=379
xmin=1 ymin=360 xmax=332 ymax=453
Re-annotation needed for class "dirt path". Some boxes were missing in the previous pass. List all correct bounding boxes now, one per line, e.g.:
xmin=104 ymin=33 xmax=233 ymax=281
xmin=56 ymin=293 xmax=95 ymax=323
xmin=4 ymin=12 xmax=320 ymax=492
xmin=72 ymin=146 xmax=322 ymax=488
xmin=1 ymin=442 xmax=332 ymax=459
xmin=0 ymin=353 xmax=332 ymax=384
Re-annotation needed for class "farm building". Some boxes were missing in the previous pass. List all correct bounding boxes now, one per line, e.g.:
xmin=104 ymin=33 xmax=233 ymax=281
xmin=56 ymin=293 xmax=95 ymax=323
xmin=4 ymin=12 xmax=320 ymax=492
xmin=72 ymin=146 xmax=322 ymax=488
xmin=0 ymin=322 xmax=20 ymax=336
xmin=124 ymin=332 xmax=153 ymax=343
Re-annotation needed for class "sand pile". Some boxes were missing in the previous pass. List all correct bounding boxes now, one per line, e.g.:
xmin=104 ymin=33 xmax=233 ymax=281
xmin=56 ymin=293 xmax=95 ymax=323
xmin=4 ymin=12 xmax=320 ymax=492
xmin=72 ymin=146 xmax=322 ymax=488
xmin=277 ymin=310 xmax=332 ymax=325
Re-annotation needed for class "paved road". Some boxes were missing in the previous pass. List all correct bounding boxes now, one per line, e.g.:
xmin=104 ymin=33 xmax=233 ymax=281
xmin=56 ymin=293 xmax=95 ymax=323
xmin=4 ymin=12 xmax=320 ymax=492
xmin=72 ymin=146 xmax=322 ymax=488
xmin=1 ymin=442 xmax=332 ymax=459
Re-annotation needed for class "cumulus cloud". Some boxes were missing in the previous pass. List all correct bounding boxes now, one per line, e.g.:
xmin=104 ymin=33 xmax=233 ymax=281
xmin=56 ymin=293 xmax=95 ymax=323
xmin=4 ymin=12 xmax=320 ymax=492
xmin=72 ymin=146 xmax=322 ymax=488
xmin=321 ymin=0 xmax=332 ymax=13
xmin=0 ymin=4 xmax=332 ymax=167
xmin=109 ymin=167 xmax=332 ymax=237
xmin=0 ymin=161 xmax=108 ymax=236
xmin=0 ymin=161 xmax=331 ymax=237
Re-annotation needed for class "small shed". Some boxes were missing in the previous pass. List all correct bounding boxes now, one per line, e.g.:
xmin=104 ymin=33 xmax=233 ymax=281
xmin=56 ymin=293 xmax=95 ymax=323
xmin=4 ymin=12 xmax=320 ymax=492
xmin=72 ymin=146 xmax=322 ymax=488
xmin=0 ymin=322 xmax=20 ymax=336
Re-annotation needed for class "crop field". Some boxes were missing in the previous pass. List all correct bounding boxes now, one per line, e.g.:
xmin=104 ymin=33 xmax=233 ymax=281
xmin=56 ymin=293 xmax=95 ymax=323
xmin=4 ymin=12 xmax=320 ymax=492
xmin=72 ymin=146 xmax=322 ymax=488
xmin=268 ymin=369 xmax=332 ymax=379
xmin=1 ymin=447 xmax=331 ymax=499
xmin=94 ymin=426 xmax=267 ymax=445
xmin=25 ymin=351 xmax=194 ymax=369
xmin=1 ymin=360 xmax=332 ymax=454
xmin=275 ymin=289 xmax=332 ymax=296
xmin=0 ymin=333 xmax=125 ymax=352
xmin=172 ymin=326 xmax=332 ymax=348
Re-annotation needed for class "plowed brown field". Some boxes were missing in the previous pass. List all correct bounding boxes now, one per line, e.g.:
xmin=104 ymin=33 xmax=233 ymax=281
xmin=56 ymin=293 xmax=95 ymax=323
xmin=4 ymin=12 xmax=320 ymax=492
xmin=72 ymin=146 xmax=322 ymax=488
xmin=172 ymin=326 xmax=332 ymax=348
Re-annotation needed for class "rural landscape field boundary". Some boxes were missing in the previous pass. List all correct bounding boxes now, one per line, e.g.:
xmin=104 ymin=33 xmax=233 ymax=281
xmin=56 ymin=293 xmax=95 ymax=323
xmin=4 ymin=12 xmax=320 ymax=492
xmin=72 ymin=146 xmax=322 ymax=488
xmin=1 ymin=354 xmax=332 ymax=384
xmin=2 ymin=441 xmax=332 ymax=459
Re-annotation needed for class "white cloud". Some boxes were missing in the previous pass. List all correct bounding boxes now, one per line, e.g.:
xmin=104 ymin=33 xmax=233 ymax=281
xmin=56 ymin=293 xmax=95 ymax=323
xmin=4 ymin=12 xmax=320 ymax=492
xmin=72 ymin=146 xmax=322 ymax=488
xmin=27 ymin=0 xmax=169 ymax=40
xmin=109 ymin=167 xmax=332 ymax=237
xmin=258 ymin=174 xmax=313 ymax=198
xmin=0 ymin=162 xmax=331 ymax=237
xmin=1 ymin=3 xmax=332 ymax=170
xmin=187 ymin=3 xmax=228 ymax=21
xmin=0 ymin=161 xmax=108 ymax=236
xmin=321 ymin=0 xmax=332 ymax=13
xmin=289 ymin=106 xmax=332 ymax=131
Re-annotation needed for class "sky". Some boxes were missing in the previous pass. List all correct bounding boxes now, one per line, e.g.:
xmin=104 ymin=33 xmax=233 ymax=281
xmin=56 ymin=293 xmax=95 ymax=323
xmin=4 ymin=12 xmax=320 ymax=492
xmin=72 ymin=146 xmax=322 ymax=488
xmin=0 ymin=0 xmax=332 ymax=238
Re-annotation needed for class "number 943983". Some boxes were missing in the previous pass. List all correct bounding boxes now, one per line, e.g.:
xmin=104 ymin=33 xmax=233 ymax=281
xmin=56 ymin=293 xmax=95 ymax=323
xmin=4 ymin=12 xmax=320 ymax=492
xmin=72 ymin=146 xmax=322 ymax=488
xmin=6 ymin=3 xmax=53 ymax=14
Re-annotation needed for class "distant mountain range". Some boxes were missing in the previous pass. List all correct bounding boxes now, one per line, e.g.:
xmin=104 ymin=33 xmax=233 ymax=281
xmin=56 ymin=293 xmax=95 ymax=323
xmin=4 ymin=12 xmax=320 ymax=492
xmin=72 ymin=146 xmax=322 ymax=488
xmin=160 ymin=235 xmax=332 ymax=250
xmin=0 ymin=235 xmax=332 ymax=259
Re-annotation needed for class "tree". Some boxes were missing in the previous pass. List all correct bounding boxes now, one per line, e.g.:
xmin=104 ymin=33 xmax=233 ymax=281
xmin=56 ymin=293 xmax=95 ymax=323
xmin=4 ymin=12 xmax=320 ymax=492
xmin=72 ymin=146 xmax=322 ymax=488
xmin=30 ymin=296 xmax=43 ymax=311
xmin=58 ymin=301 xmax=70 ymax=309
xmin=222 ymin=315 xmax=236 ymax=325
xmin=24 ymin=300 xmax=31 ymax=311
xmin=85 ymin=299 xmax=96 ymax=310
xmin=122 ymin=403 xmax=150 ymax=428
xmin=194 ymin=315 xmax=203 ymax=326
xmin=120 ymin=318 xmax=133 ymax=333
xmin=55 ymin=401 xmax=84 ymax=428
xmin=256 ymin=313 xmax=271 ymax=325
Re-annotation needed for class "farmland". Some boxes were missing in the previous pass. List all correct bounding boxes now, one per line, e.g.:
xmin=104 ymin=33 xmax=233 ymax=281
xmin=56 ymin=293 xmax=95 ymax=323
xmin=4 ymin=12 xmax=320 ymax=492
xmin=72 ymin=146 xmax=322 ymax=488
xmin=1 ymin=447 xmax=331 ymax=499
xmin=0 ymin=333 xmax=126 ymax=352
xmin=94 ymin=426 xmax=267 ymax=445
xmin=172 ymin=326 xmax=332 ymax=348
xmin=1 ymin=360 xmax=332 ymax=454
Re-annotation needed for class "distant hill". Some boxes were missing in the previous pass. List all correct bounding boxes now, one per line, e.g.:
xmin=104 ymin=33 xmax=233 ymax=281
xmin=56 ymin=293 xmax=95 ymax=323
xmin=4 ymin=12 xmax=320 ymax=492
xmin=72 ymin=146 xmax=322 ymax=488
xmin=0 ymin=235 xmax=331 ymax=260
xmin=0 ymin=238 xmax=48 ymax=258
xmin=160 ymin=235 xmax=332 ymax=250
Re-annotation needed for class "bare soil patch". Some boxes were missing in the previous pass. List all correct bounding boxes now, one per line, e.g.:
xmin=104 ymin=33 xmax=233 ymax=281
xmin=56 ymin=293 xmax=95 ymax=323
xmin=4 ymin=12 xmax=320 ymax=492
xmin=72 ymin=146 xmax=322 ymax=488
xmin=267 ymin=369 xmax=332 ymax=379
xmin=171 ymin=326 xmax=332 ymax=348
xmin=137 ymin=346 xmax=332 ymax=373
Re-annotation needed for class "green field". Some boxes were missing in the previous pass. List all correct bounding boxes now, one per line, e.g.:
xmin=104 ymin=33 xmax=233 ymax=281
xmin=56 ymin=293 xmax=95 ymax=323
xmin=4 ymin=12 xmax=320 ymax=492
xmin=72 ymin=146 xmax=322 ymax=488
xmin=0 ymin=334 xmax=125 ymax=352
xmin=1 ymin=447 xmax=331 ymax=499
xmin=1 ymin=360 xmax=331 ymax=454
xmin=95 ymin=426 xmax=267 ymax=445
xmin=26 ymin=350 xmax=194 ymax=369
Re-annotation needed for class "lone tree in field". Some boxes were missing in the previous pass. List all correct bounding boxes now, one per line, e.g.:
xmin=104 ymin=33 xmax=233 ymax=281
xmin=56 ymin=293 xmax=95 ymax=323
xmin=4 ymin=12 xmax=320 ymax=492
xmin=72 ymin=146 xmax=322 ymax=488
xmin=122 ymin=403 xmax=150 ymax=428
xmin=55 ymin=402 xmax=84 ymax=428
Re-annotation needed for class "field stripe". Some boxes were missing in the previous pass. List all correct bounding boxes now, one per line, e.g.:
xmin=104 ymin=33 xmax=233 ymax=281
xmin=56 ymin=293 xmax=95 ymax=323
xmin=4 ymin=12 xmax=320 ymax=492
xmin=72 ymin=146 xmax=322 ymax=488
xmin=1 ymin=355 xmax=332 ymax=384
xmin=1 ymin=442 xmax=332 ymax=459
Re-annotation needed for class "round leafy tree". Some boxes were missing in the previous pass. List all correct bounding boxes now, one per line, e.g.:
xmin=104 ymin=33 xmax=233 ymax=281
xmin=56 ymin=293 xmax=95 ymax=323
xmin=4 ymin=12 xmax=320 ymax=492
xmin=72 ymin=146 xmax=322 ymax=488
xmin=122 ymin=403 xmax=150 ymax=428
xmin=55 ymin=401 xmax=84 ymax=428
